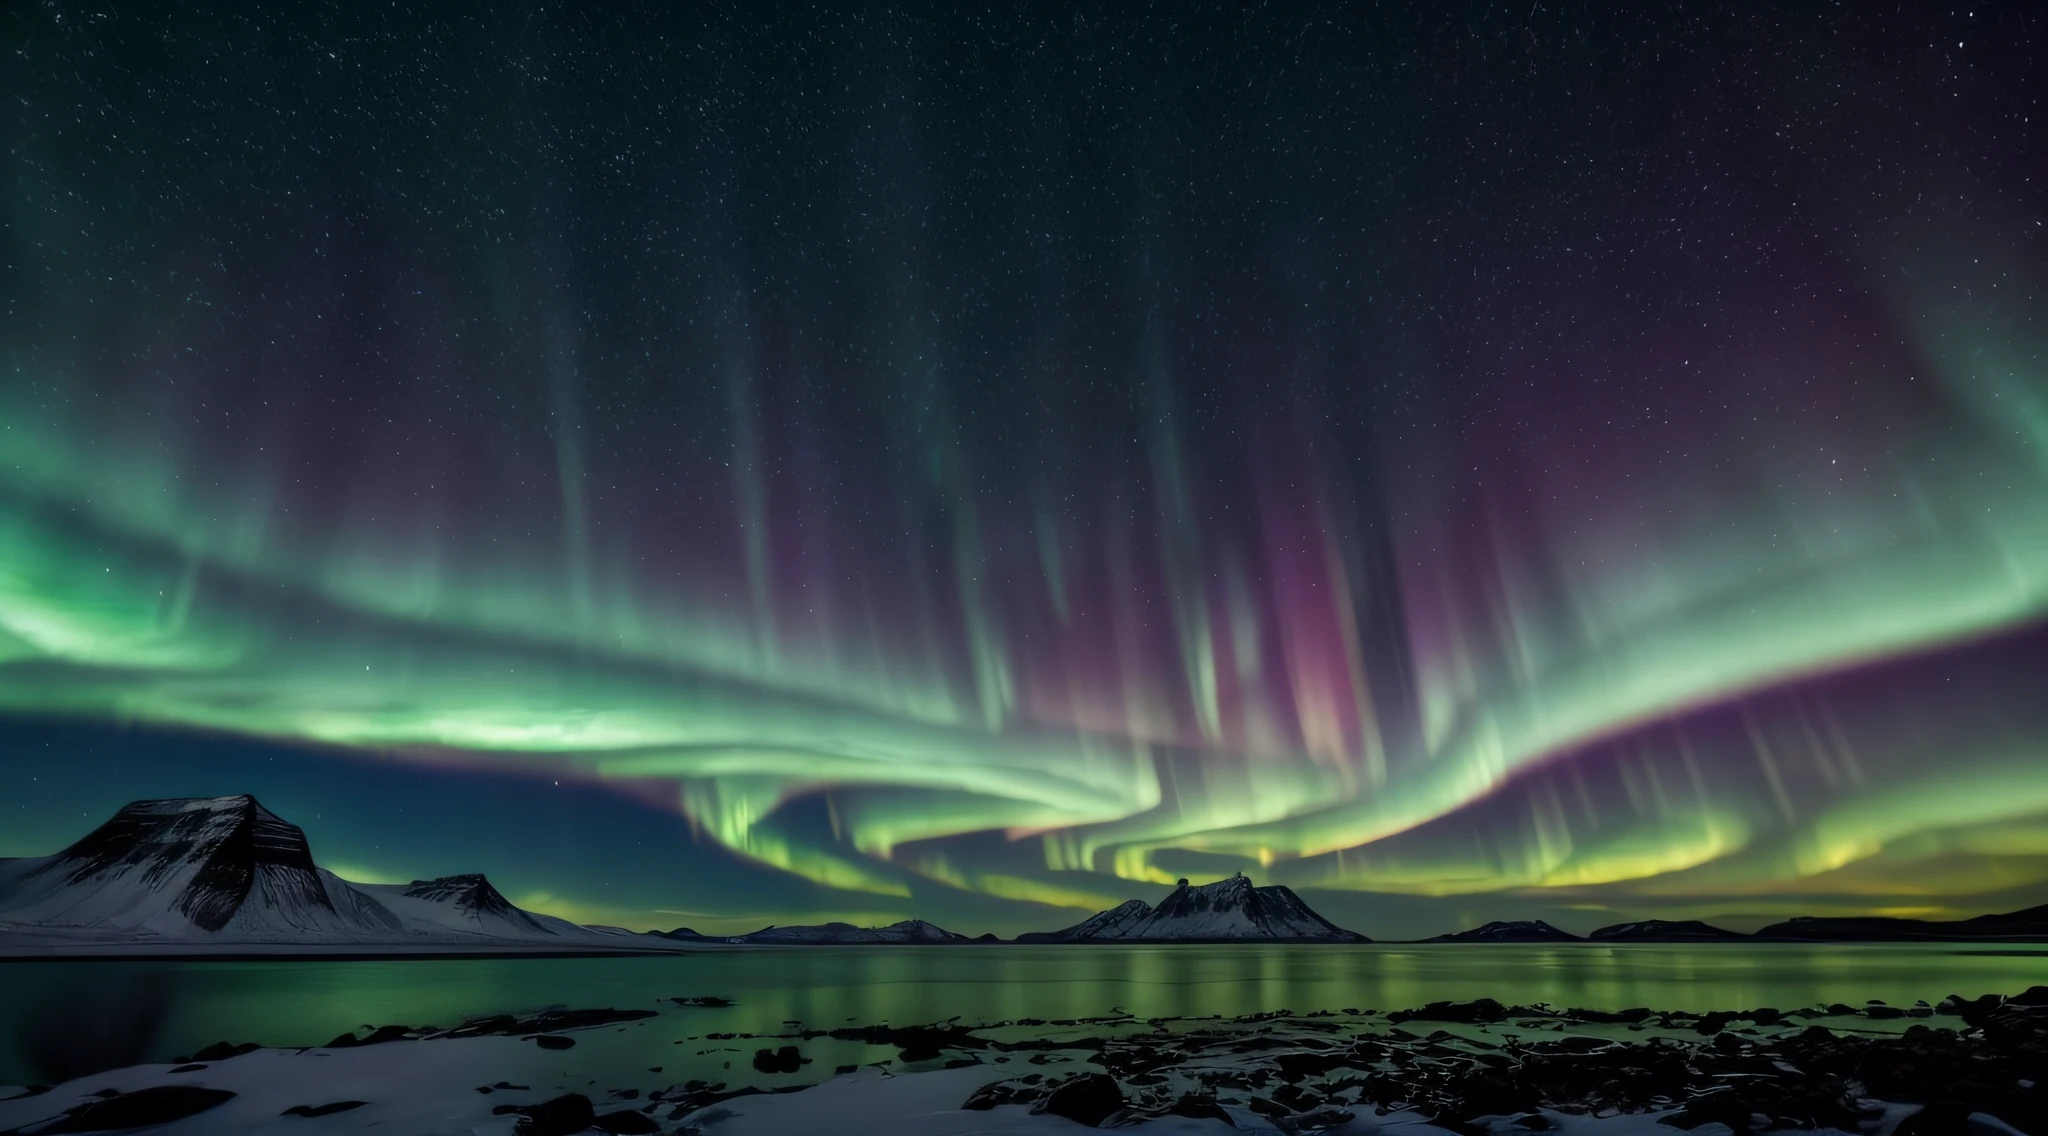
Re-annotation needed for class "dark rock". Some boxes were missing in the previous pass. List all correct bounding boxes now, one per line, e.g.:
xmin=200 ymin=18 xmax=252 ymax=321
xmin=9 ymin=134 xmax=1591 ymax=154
xmin=1167 ymin=1093 xmax=1233 ymax=1123
xmin=1389 ymin=998 xmax=1508 ymax=1024
xmin=496 ymin=1093 xmax=595 ymax=1136
xmin=1444 ymin=1066 xmax=1540 ymax=1117
xmin=670 ymin=996 xmax=735 ymax=1008
xmin=530 ymin=1035 xmax=575 ymax=1050
xmin=1275 ymin=1049 xmax=1352 ymax=1080
xmin=1271 ymin=1083 xmax=1323 ymax=1110
xmin=1948 ymin=994 xmax=2006 ymax=1028
xmin=592 ymin=1109 xmax=661 ymax=1134
xmin=1295 ymin=1105 xmax=1357 ymax=1130
xmin=321 ymin=1023 xmax=413 ymax=1048
xmin=29 ymin=1086 xmax=237 ymax=1133
xmin=824 ymin=1022 xmax=986 ymax=1062
xmin=167 ymin=1064 xmax=206 ymax=1074
xmin=1036 ymin=1073 xmax=1124 ymax=1127
xmin=962 ymin=1079 xmax=1039 ymax=1110
xmin=2008 ymin=985 xmax=2048 ymax=1007
xmin=1564 ymin=1007 xmax=1652 ymax=1023
xmin=279 ymin=1100 xmax=367 ymax=1117
xmin=751 ymin=1045 xmax=805 ymax=1074
xmin=1247 ymin=1095 xmax=1291 ymax=1119
xmin=189 ymin=1041 xmax=261 ymax=1062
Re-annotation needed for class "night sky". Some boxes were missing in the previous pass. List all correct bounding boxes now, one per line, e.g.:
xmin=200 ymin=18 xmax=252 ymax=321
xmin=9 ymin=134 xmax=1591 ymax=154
xmin=3 ymin=3 xmax=2045 ymax=939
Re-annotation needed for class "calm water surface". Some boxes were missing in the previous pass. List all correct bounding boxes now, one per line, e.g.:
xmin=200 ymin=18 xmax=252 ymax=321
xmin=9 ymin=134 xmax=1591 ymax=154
xmin=3 ymin=943 xmax=2042 ymax=1088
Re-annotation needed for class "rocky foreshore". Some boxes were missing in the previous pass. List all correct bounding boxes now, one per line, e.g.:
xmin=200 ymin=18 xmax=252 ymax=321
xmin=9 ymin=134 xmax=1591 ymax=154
xmin=2 ymin=990 xmax=2043 ymax=1134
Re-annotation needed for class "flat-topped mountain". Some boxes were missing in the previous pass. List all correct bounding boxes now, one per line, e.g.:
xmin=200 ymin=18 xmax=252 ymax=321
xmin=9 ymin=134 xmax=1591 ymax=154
xmin=669 ymin=918 xmax=972 ymax=945
xmin=0 ymin=795 xmax=401 ymax=940
xmin=1754 ymin=904 xmax=2048 ymax=942
xmin=1018 ymin=873 xmax=1366 ymax=942
xmin=1589 ymin=919 xmax=1743 ymax=942
xmin=0 ymin=795 xmax=653 ymax=951
xmin=1426 ymin=919 xmax=1580 ymax=943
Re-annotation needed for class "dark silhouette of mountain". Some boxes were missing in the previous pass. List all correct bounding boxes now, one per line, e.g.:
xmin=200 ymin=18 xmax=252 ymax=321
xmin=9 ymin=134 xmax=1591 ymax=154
xmin=1016 ymin=874 xmax=1365 ymax=942
xmin=1589 ymin=919 xmax=1744 ymax=942
xmin=1754 ymin=904 xmax=2048 ymax=942
xmin=1426 ymin=920 xmax=1580 ymax=943
xmin=675 ymin=918 xmax=970 ymax=945
xmin=377 ymin=874 xmax=551 ymax=937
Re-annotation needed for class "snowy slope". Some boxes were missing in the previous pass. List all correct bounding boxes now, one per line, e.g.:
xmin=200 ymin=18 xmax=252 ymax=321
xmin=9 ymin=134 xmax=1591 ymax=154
xmin=1027 ymin=875 xmax=1365 ymax=942
xmin=0 ymin=796 xmax=672 ymax=951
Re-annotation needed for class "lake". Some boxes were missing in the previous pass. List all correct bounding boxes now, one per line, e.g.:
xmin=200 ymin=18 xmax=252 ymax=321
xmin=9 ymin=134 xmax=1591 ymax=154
xmin=3 ymin=943 xmax=2042 ymax=1089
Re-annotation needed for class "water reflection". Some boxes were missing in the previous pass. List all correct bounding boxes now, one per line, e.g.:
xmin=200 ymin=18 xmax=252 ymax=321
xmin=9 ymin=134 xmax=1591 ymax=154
xmin=2 ymin=944 xmax=2040 ymax=1088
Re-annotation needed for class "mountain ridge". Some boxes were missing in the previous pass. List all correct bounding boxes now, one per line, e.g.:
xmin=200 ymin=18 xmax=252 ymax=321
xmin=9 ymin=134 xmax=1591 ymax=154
xmin=1017 ymin=873 xmax=1367 ymax=943
xmin=0 ymin=795 xmax=661 ymax=952
xmin=8 ymin=797 xmax=2048 ymax=949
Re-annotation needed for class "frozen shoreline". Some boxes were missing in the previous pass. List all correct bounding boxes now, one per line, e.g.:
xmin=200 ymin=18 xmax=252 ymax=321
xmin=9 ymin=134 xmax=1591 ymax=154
xmin=2 ymin=991 xmax=2044 ymax=1135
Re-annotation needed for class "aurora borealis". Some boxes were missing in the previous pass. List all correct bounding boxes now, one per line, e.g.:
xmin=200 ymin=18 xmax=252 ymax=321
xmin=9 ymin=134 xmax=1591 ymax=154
xmin=3 ymin=3 xmax=2045 ymax=939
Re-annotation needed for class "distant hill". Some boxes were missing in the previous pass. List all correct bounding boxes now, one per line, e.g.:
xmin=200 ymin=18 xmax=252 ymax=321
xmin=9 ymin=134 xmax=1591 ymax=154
xmin=1426 ymin=920 xmax=1580 ymax=943
xmin=1588 ymin=919 xmax=1744 ymax=942
xmin=665 ymin=918 xmax=972 ymax=945
xmin=1754 ymin=905 xmax=2048 ymax=942
xmin=0 ymin=795 xmax=672 ymax=953
xmin=1016 ymin=874 xmax=1366 ymax=943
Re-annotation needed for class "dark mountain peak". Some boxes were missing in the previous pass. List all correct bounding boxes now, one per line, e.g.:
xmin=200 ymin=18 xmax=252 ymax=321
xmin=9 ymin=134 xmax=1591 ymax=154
xmin=1962 ymin=904 xmax=2048 ymax=928
xmin=1151 ymin=872 xmax=1255 ymax=920
xmin=728 ymin=918 xmax=969 ymax=944
xmin=1757 ymin=903 xmax=2048 ymax=941
xmin=1430 ymin=920 xmax=1581 ymax=943
xmin=1027 ymin=874 xmax=1363 ymax=942
xmin=33 ymin=794 xmax=331 ymax=932
xmin=1589 ymin=919 xmax=1743 ymax=941
xmin=405 ymin=874 xmax=514 ymax=913
xmin=400 ymin=873 xmax=548 ymax=934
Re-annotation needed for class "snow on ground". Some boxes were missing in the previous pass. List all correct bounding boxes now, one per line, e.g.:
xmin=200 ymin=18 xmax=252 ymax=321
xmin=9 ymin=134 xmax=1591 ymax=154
xmin=0 ymin=1041 xmax=1745 ymax=1136
xmin=0 ymin=1036 xmax=540 ymax=1135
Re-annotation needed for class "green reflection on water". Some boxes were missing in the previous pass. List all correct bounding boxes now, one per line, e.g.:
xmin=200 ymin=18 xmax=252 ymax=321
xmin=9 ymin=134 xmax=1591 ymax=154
xmin=2 ymin=944 xmax=2041 ymax=1088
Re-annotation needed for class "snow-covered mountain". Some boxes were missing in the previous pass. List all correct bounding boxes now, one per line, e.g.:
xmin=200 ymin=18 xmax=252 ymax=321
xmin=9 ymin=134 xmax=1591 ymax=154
xmin=0 ymin=795 xmax=665 ymax=951
xmin=355 ymin=874 xmax=609 ymax=942
xmin=1018 ymin=874 xmax=1366 ymax=942
xmin=678 ymin=918 xmax=971 ymax=945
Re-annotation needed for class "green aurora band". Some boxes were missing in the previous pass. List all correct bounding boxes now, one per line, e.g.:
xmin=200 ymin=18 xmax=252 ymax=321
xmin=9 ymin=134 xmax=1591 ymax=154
xmin=4 ymin=229 xmax=2045 ymax=923
xmin=5 ymin=3 xmax=2046 ymax=932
